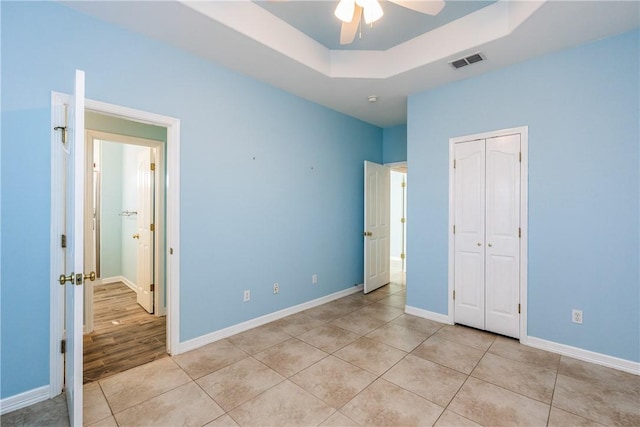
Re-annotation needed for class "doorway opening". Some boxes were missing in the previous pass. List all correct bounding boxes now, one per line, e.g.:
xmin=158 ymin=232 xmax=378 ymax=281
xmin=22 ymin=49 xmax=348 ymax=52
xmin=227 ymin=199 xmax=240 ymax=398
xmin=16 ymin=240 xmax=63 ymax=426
xmin=362 ymin=160 xmax=407 ymax=301
xmin=82 ymin=122 xmax=168 ymax=383
xmin=389 ymin=165 xmax=407 ymax=287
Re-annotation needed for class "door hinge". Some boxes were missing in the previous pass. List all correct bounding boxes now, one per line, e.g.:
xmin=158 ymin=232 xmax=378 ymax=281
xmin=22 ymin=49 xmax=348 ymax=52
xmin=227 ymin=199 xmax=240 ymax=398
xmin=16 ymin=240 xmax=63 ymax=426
xmin=401 ymin=218 xmax=406 ymax=224
xmin=453 ymin=290 xmax=456 ymax=300
xmin=150 ymin=284 xmax=155 ymax=292
xmin=453 ymin=225 xmax=456 ymax=234
xmin=453 ymin=159 xmax=456 ymax=169
xmin=401 ymin=181 xmax=406 ymax=188
xmin=60 ymin=339 xmax=66 ymax=354
xmin=150 ymin=223 xmax=155 ymax=232
xmin=519 ymin=152 xmax=522 ymax=162
xmin=170 ymin=248 xmax=174 ymax=255
xmin=518 ymin=227 xmax=521 ymax=238
xmin=61 ymin=234 xmax=67 ymax=248
xmin=150 ymin=162 xmax=156 ymax=171
xmin=518 ymin=303 xmax=521 ymax=314
xmin=400 ymin=253 xmax=406 ymax=260
xmin=54 ymin=126 xmax=68 ymax=145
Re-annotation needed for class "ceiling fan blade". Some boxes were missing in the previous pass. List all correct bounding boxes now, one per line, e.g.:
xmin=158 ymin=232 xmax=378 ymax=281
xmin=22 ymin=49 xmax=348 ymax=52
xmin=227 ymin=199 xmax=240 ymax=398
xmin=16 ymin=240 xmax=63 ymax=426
xmin=388 ymin=0 xmax=445 ymax=16
xmin=340 ymin=4 xmax=362 ymax=45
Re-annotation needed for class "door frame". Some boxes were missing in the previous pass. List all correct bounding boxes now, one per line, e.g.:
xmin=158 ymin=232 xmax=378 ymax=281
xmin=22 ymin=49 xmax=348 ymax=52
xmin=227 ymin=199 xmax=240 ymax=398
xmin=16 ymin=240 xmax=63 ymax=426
xmin=84 ymin=131 xmax=167 ymax=334
xmin=447 ymin=126 xmax=528 ymax=340
xmin=50 ymin=95 xmax=181 ymax=397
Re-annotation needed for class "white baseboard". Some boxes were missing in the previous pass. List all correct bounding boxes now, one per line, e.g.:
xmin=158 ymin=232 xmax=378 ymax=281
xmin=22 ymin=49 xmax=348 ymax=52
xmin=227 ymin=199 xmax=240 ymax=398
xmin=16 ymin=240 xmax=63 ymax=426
xmin=404 ymin=305 xmax=639 ymax=375
xmin=523 ymin=336 xmax=640 ymax=376
xmin=176 ymin=284 xmax=364 ymax=354
xmin=121 ymin=276 xmax=136 ymax=292
xmin=404 ymin=306 xmax=639 ymax=375
xmin=404 ymin=305 xmax=453 ymax=325
xmin=101 ymin=275 xmax=136 ymax=292
xmin=0 ymin=386 xmax=50 ymax=415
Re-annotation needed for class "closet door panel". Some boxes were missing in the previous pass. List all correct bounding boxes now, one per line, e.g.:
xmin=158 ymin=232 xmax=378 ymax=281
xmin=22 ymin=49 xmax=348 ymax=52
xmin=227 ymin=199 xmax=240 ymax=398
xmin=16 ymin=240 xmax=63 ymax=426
xmin=485 ymin=134 xmax=521 ymax=338
xmin=453 ymin=140 xmax=485 ymax=330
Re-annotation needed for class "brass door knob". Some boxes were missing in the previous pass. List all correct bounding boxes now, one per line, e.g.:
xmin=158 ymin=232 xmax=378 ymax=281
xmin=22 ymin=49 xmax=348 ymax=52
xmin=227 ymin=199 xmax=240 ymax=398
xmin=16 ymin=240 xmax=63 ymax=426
xmin=59 ymin=273 xmax=75 ymax=286
xmin=132 ymin=233 xmax=140 ymax=239
xmin=84 ymin=271 xmax=96 ymax=282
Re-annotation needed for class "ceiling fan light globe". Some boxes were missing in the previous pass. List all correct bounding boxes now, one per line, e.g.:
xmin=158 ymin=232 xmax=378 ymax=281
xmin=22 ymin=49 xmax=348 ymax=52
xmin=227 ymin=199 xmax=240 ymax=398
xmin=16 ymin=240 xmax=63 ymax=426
xmin=363 ymin=0 xmax=384 ymax=24
xmin=335 ymin=0 xmax=356 ymax=23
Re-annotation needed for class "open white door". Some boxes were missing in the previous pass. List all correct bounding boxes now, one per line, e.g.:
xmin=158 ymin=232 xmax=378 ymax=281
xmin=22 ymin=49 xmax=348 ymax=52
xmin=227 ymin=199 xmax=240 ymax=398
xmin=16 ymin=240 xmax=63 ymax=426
xmin=61 ymin=69 xmax=86 ymax=426
xmin=363 ymin=161 xmax=390 ymax=293
xmin=136 ymin=147 xmax=154 ymax=313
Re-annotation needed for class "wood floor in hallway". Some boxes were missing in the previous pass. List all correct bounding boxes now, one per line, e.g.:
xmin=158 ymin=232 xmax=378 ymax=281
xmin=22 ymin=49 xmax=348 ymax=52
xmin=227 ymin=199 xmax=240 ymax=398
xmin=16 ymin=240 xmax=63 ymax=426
xmin=83 ymin=282 xmax=167 ymax=384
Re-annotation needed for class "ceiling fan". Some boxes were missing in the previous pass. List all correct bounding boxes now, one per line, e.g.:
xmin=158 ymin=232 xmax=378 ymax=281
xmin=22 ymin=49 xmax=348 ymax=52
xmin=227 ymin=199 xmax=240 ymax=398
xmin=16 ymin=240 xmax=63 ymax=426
xmin=335 ymin=0 xmax=446 ymax=45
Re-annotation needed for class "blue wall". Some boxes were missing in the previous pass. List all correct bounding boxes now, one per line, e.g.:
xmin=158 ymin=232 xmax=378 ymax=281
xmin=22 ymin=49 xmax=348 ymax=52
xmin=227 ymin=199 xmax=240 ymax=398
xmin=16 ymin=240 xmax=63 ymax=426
xmin=0 ymin=2 xmax=381 ymax=398
xmin=383 ymin=125 xmax=407 ymax=163
xmin=407 ymin=30 xmax=639 ymax=362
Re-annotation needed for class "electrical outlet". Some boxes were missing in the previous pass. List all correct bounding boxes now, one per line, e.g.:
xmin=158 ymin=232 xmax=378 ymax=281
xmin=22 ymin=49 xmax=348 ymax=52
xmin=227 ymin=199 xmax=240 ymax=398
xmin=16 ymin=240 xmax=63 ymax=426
xmin=243 ymin=290 xmax=250 ymax=302
xmin=572 ymin=309 xmax=583 ymax=324
xmin=273 ymin=283 xmax=279 ymax=294
xmin=312 ymin=274 xmax=318 ymax=285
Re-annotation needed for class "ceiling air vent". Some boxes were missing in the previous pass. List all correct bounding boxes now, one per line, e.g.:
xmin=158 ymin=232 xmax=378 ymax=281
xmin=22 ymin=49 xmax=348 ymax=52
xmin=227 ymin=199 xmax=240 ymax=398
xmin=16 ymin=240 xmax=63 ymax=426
xmin=449 ymin=52 xmax=485 ymax=69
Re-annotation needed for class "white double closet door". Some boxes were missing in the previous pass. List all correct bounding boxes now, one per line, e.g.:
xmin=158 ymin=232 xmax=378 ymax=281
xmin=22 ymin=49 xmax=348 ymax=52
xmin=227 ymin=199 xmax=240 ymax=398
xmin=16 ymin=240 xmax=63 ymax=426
xmin=453 ymin=134 xmax=521 ymax=338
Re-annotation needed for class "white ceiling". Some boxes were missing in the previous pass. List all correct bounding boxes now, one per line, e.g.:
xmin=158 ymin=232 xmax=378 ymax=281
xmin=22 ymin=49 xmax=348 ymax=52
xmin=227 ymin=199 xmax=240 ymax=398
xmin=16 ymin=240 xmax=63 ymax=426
xmin=61 ymin=1 xmax=640 ymax=128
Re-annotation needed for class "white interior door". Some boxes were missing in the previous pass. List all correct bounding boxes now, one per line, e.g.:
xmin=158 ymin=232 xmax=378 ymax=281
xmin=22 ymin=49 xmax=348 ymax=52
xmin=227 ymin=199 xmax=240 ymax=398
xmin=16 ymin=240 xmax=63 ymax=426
xmin=136 ymin=147 xmax=154 ymax=313
xmin=364 ymin=161 xmax=390 ymax=293
xmin=485 ymin=135 xmax=521 ymax=338
xmin=453 ymin=140 xmax=486 ymax=329
xmin=63 ymin=69 xmax=85 ymax=427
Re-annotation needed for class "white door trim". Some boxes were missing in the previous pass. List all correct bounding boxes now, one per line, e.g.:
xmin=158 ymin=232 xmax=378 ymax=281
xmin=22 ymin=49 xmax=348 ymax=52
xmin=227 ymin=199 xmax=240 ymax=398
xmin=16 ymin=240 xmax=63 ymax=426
xmin=50 ymin=94 xmax=181 ymax=397
xmin=384 ymin=161 xmax=407 ymax=169
xmin=49 ymin=92 xmax=67 ymax=398
xmin=448 ymin=126 xmax=528 ymax=340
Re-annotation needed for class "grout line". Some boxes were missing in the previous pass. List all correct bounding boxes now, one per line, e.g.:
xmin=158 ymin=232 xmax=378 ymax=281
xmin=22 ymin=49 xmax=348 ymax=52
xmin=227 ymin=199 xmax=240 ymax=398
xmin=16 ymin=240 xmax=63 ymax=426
xmin=440 ymin=372 xmax=473 ymax=422
xmin=546 ymin=363 xmax=561 ymax=427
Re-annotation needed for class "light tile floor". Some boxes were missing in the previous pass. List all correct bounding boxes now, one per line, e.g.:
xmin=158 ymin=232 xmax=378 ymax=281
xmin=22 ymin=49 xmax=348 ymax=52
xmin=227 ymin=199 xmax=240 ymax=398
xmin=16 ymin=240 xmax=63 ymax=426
xmin=3 ymin=280 xmax=639 ymax=427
